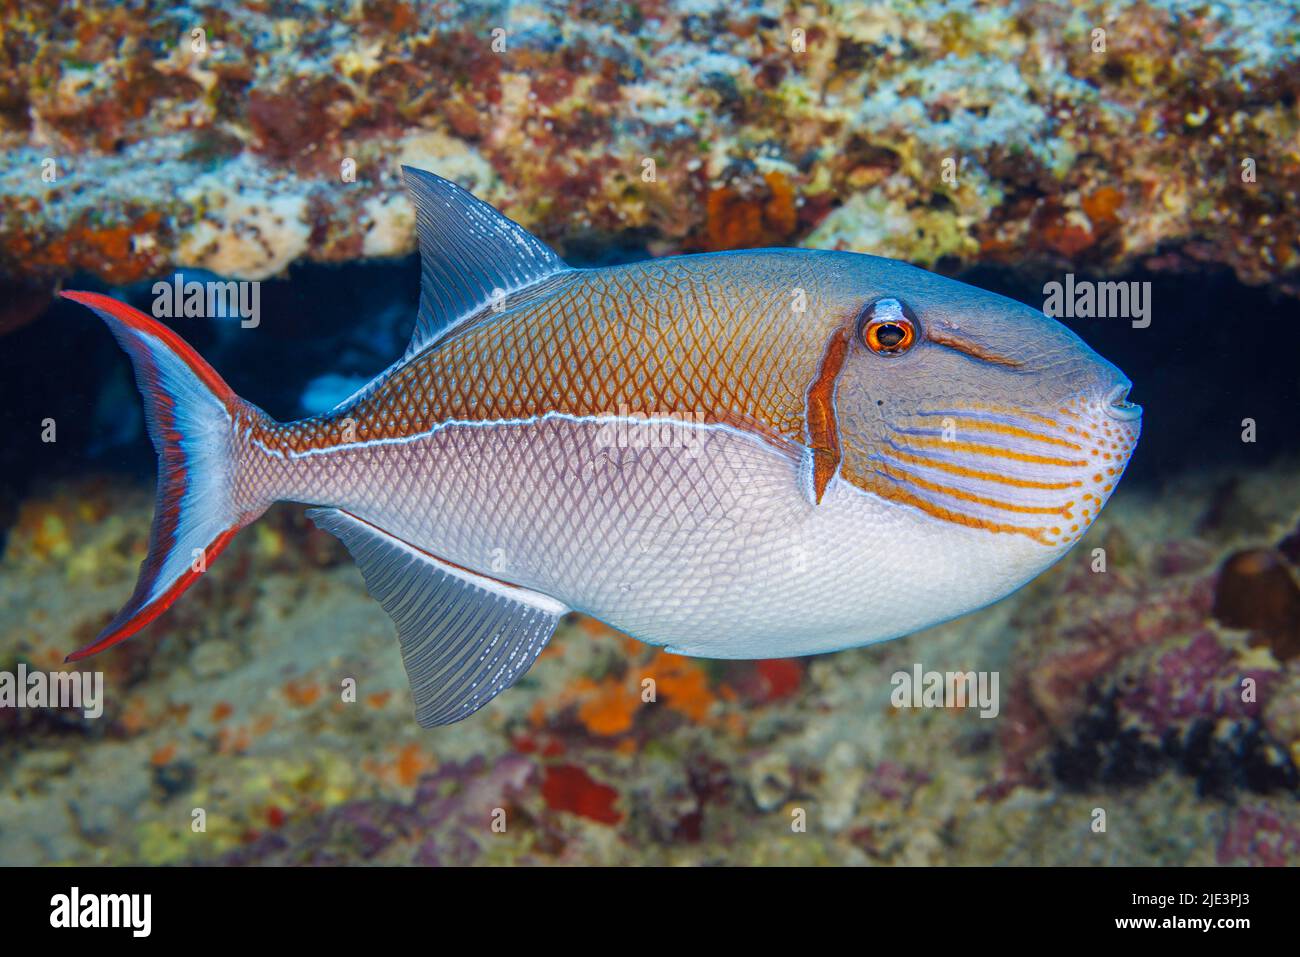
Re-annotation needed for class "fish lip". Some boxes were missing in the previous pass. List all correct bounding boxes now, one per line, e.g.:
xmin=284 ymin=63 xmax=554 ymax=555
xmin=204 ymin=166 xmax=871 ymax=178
xmin=1103 ymin=383 xmax=1143 ymax=422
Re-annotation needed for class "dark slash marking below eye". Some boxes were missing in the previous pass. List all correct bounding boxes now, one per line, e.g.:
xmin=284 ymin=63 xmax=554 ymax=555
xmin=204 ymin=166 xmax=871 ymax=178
xmin=926 ymin=331 xmax=1024 ymax=369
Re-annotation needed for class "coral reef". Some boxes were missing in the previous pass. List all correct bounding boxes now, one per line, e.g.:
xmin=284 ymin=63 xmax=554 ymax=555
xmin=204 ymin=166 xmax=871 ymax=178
xmin=1 ymin=0 xmax=1298 ymax=293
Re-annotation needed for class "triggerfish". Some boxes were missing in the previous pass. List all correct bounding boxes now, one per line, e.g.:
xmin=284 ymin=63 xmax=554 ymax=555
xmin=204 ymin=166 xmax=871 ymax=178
xmin=61 ymin=166 xmax=1141 ymax=726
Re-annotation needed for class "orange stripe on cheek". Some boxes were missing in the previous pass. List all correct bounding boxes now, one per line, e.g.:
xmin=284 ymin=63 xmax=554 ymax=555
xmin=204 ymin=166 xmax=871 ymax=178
xmin=852 ymin=470 xmax=1054 ymax=546
xmin=876 ymin=462 xmax=1073 ymax=516
xmin=913 ymin=405 xmax=1064 ymax=430
xmin=880 ymin=447 xmax=1082 ymax=489
xmin=903 ymin=418 xmax=1083 ymax=451
xmin=893 ymin=436 xmax=1087 ymax=468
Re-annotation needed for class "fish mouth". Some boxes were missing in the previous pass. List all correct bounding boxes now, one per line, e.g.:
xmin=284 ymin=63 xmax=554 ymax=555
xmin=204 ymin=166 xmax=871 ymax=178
xmin=1103 ymin=383 xmax=1143 ymax=422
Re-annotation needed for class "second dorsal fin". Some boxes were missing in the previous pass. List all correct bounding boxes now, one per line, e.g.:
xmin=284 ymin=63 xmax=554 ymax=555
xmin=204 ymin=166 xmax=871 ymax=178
xmin=401 ymin=165 xmax=571 ymax=357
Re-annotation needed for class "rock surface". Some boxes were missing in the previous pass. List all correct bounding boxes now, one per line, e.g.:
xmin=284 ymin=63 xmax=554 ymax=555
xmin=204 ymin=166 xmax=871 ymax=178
xmin=2 ymin=0 xmax=1298 ymax=294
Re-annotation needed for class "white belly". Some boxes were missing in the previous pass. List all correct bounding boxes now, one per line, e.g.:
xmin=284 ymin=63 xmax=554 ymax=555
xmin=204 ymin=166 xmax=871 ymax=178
xmin=316 ymin=416 xmax=1065 ymax=658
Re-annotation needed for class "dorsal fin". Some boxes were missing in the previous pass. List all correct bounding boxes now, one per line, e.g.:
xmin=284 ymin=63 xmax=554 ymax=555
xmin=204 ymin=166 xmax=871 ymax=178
xmin=401 ymin=165 xmax=571 ymax=357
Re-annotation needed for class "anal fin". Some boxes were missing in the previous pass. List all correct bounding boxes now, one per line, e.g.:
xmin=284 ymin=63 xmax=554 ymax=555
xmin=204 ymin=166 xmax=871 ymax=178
xmin=307 ymin=508 xmax=566 ymax=727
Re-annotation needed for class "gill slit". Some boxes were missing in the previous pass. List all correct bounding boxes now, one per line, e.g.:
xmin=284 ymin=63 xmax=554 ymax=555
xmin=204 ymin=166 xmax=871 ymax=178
xmin=802 ymin=321 xmax=853 ymax=505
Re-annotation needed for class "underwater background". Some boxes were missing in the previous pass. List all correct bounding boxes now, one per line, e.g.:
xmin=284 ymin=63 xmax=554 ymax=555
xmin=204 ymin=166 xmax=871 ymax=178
xmin=2 ymin=0 xmax=1299 ymax=865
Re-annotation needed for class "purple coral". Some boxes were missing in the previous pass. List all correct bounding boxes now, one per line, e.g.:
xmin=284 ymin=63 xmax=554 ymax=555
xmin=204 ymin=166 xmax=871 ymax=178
xmin=1217 ymin=803 xmax=1300 ymax=866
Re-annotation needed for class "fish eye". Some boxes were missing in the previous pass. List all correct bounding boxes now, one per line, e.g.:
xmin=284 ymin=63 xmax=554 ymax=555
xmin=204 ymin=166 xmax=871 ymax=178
xmin=859 ymin=298 xmax=918 ymax=356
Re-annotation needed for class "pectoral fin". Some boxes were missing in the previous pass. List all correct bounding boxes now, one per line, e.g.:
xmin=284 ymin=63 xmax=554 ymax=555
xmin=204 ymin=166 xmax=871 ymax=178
xmin=307 ymin=508 xmax=566 ymax=727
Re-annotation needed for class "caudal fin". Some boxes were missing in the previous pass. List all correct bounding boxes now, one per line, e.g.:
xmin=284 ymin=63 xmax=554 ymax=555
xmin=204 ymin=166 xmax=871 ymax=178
xmin=61 ymin=290 xmax=270 ymax=661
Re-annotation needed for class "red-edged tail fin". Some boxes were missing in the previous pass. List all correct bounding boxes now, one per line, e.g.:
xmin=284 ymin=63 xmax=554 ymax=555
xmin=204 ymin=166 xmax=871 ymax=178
xmin=61 ymin=290 xmax=267 ymax=661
